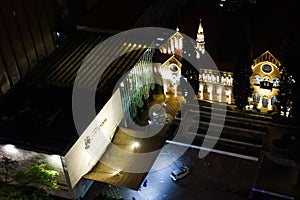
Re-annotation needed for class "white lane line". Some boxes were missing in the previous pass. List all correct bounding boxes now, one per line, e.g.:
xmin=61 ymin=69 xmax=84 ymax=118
xmin=193 ymin=120 xmax=266 ymax=135
xmin=186 ymin=131 xmax=263 ymax=148
xmin=166 ymin=140 xmax=259 ymax=161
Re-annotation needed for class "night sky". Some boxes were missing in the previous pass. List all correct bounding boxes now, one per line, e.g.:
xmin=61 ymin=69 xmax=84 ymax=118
xmin=77 ymin=0 xmax=299 ymax=83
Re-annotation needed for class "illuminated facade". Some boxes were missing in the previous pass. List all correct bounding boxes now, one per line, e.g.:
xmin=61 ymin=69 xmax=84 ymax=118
xmin=158 ymin=20 xmax=234 ymax=104
xmin=157 ymin=21 xmax=284 ymax=108
xmin=198 ymin=70 xmax=234 ymax=103
xmin=159 ymin=27 xmax=183 ymax=57
xmin=159 ymin=55 xmax=182 ymax=97
xmin=249 ymin=51 xmax=281 ymax=111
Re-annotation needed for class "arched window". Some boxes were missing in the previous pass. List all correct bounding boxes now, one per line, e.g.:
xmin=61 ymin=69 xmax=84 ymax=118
xmin=222 ymin=76 xmax=227 ymax=85
xmin=271 ymin=96 xmax=278 ymax=105
xmin=262 ymin=96 xmax=269 ymax=108
xmin=203 ymin=73 xmax=207 ymax=81
xmin=273 ymin=77 xmax=280 ymax=88
xmin=263 ymin=76 xmax=270 ymax=82
xmin=207 ymin=74 xmax=212 ymax=82
xmin=253 ymin=75 xmax=260 ymax=85
xmin=253 ymin=93 xmax=260 ymax=102
xmin=261 ymin=76 xmax=272 ymax=89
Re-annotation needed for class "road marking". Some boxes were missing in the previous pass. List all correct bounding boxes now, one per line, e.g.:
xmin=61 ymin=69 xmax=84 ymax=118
xmin=186 ymin=131 xmax=263 ymax=148
xmin=251 ymin=188 xmax=295 ymax=200
xmin=192 ymin=120 xmax=266 ymax=135
xmin=166 ymin=140 xmax=259 ymax=161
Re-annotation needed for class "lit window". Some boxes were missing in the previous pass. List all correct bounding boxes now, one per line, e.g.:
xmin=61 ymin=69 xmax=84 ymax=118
xmin=199 ymin=74 xmax=202 ymax=81
xmin=226 ymin=77 xmax=230 ymax=85
xmin=271 ymin=96 xmax=278 ymax=104
xmin=203 ymin=73 xmax=207 ymax=81
xmin=222 ymin=76 xmax=226 ymax=85
xmin=212 ymin=74 xmax=216 ymax=82
xmin=273 ymin=77 xmax=280 ymax=87
xmin=228 ymin=77 xmax=233 ymax=86
xmin=260 ymin=76 xmax=272 ymax=89
xmin=253 ymin=75 xmax=260 ymax=85
xmin=263 ymin=76 xmax=270 ymax=82
xmin=207 ymin=74 xmax=212 ymax=82
xmin=253 ymin=93 xmax=260 ymax=103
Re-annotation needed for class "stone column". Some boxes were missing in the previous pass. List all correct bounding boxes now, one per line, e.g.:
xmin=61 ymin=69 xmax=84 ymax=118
xmin=268 ymin=98 xmax=272 ymax=110
xmin=199 ymin=83 xmax=203 ymax=100
xmin=174 ymin=84 xmax=178 ymax=97
xmin=257 ymin=97 xmax=262 ymax=109
xmin=217 ymin=87 xmax=222 ymax=102
xmin=208 ymin=85 xmax=212 ymax=101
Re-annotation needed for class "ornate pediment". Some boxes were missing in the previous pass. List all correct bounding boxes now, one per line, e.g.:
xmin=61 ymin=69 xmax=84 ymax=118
xmin=253 ymin=51 xmax=281 ymax=68
xmin=160 ymin=55 xmax=182 ymax=69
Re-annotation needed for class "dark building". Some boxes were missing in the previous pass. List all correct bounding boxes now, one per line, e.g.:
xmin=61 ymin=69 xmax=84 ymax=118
xmin=0 ymin=0 xmax=101 ymax=95
xmin=0 ymin=0 xmax=58 ymax=94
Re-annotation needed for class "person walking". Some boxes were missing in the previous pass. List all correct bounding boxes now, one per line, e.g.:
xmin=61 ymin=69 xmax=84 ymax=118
xmin=143 ymin=179 xmax=148 ymax=187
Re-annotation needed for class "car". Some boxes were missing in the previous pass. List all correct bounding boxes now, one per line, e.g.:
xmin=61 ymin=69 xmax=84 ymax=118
xmin=170 ymin=166 xmax=191 ymax=181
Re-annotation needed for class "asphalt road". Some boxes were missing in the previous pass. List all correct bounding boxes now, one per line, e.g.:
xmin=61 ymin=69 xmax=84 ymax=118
xmin=84 ymin=148 xmax=259 ymax=200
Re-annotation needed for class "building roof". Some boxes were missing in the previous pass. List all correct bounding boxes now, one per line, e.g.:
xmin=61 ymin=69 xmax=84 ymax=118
xmin=0 ymin=30 xmax=147 ymax=155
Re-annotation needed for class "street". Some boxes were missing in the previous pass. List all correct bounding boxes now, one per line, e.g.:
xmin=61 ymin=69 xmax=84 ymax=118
xmin=84 ymin=148 xmax=259 ymax=200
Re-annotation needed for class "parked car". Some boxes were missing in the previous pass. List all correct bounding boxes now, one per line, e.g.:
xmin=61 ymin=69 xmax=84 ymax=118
xmin=170 ymin=166 xmax=191 ymax=181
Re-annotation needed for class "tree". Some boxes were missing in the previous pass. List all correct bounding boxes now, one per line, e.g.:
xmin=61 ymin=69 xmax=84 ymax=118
xmin=276 ymin=66 xmax=296 ymax=118
xmin=14 ymin=163 xmax=59 ymax=189
xmin=276 ymin=31 xmax=298 ymax=119
xmin=0 ymin=156 xmax=18 ymax=183
xmin=232 ymin=27 xmax=253 ymax=110
xmin=0 ymin=185 xmax=51 ymax=200
xmin=233 ymin=66 xmax=253 ymax=110
xmin=1 ymin=162 xmax=58 ymax=200
xmin=95 ymin=193 xmax=121 ymax=200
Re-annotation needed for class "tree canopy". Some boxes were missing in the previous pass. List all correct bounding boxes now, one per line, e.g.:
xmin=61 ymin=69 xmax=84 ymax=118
xmin=232 ymin=25 xmax=253 ymax=111
xmin=1 ymin=157 xmax=59 ymax=200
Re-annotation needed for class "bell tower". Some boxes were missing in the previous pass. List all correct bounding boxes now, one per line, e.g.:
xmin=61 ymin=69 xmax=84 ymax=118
xmin=196 ymin=19 xmax=205 ymax=59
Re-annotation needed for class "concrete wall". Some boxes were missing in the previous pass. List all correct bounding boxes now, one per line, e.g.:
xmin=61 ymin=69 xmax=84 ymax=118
xmin=64 ymin=88 xmax=123 ymax=190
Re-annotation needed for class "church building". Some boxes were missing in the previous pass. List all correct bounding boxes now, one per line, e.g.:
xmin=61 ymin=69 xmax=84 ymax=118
xmin=249 ymin=51 xmax=281 ymax=111
xmin=157 ymin=20 xmax=283 ymax=112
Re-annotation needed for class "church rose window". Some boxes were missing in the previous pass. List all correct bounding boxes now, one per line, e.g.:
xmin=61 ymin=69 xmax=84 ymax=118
xmin=262 ymin=64 xmax=273 ymax=73
xmin=170 ymin=64 xmax=178 ymax=72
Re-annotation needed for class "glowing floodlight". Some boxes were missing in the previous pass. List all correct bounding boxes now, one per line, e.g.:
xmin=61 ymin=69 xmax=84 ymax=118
xmin=131 ymin=142 xmax=140 ymax=150
xmin=3 ymin=144 xmax=18 ymax=154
